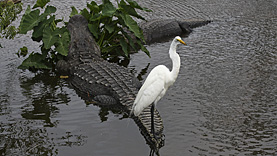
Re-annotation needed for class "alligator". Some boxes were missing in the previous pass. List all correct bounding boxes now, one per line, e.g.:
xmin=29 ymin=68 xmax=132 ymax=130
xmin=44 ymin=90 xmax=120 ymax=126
xmin=139 ymin=18 xmax=211 ymax=44
xmin=57 ymin=15 xmax=210 ymax=154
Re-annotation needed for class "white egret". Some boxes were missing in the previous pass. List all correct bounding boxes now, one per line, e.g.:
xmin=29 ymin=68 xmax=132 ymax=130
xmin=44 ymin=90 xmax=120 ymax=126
xmin=131 ymin=36 xmax=186 ymax=138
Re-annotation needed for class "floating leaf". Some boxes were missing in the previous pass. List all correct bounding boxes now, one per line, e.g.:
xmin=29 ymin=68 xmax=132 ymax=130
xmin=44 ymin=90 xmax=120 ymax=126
xmin=18 ymin=53 xmax=51 ymax=69
xmin=33 ymin=0 xmax=50 ymax=9
xmin=16 ymin=46 xmax=28 ymax=57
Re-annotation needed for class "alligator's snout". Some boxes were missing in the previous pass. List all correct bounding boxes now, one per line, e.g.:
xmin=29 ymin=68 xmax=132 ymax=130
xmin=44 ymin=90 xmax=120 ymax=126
xmin=68 ymin=15 xmax=89 ymax=31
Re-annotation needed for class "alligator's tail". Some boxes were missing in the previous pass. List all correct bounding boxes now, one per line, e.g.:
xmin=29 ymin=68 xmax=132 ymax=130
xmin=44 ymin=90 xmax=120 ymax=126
xmin=124 ymin=97 xmax=164 ymax=154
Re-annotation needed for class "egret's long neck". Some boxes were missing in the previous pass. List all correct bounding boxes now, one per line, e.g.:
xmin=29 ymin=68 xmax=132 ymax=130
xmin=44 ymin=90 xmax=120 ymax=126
xmin=169 ymin=41 xmax=181 ymax=81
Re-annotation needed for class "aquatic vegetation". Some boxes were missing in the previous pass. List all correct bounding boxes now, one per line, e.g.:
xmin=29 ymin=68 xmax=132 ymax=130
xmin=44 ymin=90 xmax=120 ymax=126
xmin=0 ymin=0 xmax=22 ymax=47
xmin=17 ymin=0 xmax=151 ymax=70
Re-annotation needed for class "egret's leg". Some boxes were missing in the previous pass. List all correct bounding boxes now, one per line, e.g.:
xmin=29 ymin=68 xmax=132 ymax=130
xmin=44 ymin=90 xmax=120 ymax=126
xmin=150 ymin=104 xmax=156 ymax=139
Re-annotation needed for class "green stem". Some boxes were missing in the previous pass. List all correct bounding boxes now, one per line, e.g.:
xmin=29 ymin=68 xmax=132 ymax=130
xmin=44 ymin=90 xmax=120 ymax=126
xmin=107 ymin=29 xmax=119 ymax=41
xmin=98 ymin=31 xmax=106 ymax=48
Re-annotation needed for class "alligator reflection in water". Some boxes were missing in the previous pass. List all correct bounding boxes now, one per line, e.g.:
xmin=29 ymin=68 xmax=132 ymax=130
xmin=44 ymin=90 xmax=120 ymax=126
xmin=0 ymin=72 xmax=67 ymax=155
xmin=20 ymin=73 xmax=66 ymax=127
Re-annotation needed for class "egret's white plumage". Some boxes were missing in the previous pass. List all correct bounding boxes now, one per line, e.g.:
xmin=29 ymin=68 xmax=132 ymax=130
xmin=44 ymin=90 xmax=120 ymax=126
xmin=131 ymin=36 xmax=186 ymax=116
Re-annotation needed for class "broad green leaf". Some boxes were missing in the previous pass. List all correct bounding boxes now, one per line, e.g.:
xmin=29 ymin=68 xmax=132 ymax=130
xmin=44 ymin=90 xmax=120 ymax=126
xmin=41 ymin=46 xmax=50 ymax=58
xmin=70 ymin=6 xmax=78 ymax=17
xmin=42 ymin=26 xmax=59 ymax=49
xmin=102 ymin=1 xmax=116 ymax=17
xmin=126 ymin=0 xmax=141 ymax=9
xmin=20 ymin=5 xmax=31 ymax=22
xmin=89 ymin=14 xmax=101 ymax=22
xmin=126 ymin=0 xmax=152 ymax=12
xmin=42 ymin=6 xmax=56 ymax=16
xmin=32 ymin=15 xmax=55 ymax=41
xmin=54 ymin=27 xmax=67 ymax=35
xmin=18 ymin=53 xmax=51 ymax=69
xmin=137 ymin=40 xmax=150 ymax=57
xmin=87 ymin=1 xmax=100 ymax=13
xmin=122 ymin=30 xmax=136 ymax=51
xmin=119 ymin=0 xmax=145 ymax=20
xmin=25 ymin=5 xmax=32 ymax=14
xmin=19 ymin=6 xmax=56 ymax=34
xmin=81 ymin=8 xmax=90 ymax=20
xmin=88 ymin=23 xmax=100 ymax=39
xmin=105 ymin=23 xmax=115 ymax=34
xmin=33 ymin=0 xmax=50 ymax=9
xmin=119 ymin=13 xmax=144 ymax=40
xmin=55 ymin=31 xmax=70 ymax=56
xmin=19 ymin=9 xmax=40 ymax=34
xmin=120 ymin=38 xmax=128 ymax=57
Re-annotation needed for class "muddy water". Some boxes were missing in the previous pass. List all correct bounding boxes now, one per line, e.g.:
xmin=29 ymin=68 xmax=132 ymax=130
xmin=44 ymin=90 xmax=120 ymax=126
xmin=1 ymin=0 xmax=276 ymax=155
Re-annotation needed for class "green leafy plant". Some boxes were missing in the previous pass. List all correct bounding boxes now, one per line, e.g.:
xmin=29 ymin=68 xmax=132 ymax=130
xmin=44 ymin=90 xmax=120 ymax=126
xmin=0 ymin=0 xmax=23 ymax=47
xmin=82 ymin=0 xmax=151 ymax=58
xmin=17 ymin=0 xmax=69 ymax=70
xmin=17 ymin=0 xmax=151 ymax=70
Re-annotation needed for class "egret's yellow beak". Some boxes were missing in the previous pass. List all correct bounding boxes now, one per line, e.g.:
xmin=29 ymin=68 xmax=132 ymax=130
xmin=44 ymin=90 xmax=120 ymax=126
xmin=177 ymin=39 xmax=186 ymax=45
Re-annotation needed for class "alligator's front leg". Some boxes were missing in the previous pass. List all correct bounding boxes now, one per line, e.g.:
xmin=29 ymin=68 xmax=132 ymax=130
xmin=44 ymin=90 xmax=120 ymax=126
xmin=93 ymin=95 xmax=118 ymax=105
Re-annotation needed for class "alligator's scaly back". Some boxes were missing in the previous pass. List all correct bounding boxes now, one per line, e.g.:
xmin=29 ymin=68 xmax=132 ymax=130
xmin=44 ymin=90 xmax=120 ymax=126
xmin=140 ymin=19 xmax=183 ymax=44
xmin=177 ymin=18 xmax=211 ymax=32
xmin=140 ymin=18 xmax=211 ymax=44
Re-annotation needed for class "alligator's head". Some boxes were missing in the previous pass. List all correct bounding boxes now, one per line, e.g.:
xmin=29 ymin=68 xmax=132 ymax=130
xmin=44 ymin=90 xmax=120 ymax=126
xmin=67 ymin=15 xmax=102 ymax=63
